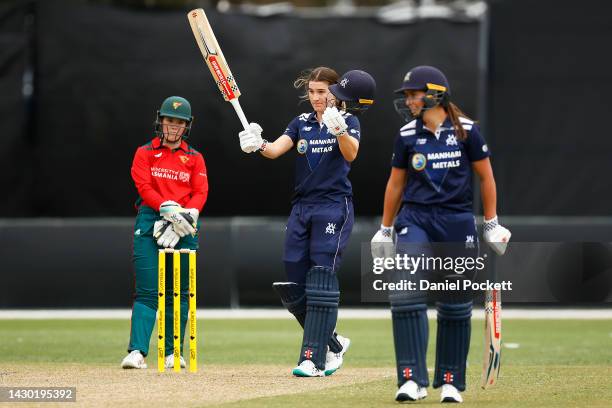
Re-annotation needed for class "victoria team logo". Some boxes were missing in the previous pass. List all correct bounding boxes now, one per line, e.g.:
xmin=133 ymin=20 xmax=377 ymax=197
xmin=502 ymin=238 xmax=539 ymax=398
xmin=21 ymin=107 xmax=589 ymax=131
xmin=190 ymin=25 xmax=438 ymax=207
xmin=411 ymin=153 xmax=427 ymax=171
xmin=297 ymin=139 xmax=308 ymax=154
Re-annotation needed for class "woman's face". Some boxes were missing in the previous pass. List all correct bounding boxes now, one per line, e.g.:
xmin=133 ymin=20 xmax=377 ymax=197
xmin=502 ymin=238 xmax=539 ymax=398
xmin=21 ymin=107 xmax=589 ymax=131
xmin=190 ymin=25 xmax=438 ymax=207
xmin=308 ymin=81 xmax=332 ymax=114
xmin=161 ymin=116 xmax=187 ymax=143
xmin=404 ymin=90 xmax=426 ymax=117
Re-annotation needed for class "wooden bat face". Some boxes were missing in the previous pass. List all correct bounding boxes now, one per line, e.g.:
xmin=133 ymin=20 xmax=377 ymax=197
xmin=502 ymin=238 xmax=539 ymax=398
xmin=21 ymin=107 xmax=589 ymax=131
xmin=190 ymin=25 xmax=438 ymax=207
xmin=482 ymin=289 xmax=502 ymax=389
xmin=188 ymin=9 xmax=241 ymax=102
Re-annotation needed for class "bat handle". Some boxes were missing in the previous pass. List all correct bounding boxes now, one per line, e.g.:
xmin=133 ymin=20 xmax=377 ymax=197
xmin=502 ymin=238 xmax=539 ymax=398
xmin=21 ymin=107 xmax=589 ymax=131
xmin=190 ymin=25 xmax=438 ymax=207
xmin=230 ymin=98 xmax=250 ymax=131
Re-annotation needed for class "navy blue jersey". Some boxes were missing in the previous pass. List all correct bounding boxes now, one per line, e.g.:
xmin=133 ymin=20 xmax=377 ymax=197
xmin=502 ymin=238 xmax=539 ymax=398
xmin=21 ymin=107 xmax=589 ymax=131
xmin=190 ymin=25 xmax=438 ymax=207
xmin=284 ymin=111 xmax=360 ymax=204
xmin=391 ymin=117 xmax=490 ymax=211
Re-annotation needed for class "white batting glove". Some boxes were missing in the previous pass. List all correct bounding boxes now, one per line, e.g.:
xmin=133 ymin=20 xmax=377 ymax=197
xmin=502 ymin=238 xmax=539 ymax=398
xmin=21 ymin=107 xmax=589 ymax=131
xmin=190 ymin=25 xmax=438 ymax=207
xmin=322 ymin=107 xmax=348 ymax=137
xmin=159 ymin=201 xmax=197 ymax=237
xmin=483 ymin=216 xmax=511 ymax=255
xmin=153 ymin=220 xmax=180 ymax=248
xmin=239 ymin=122 xmax=264 ymax=153
xmin=371 ymin=225 xmax=395 ymax=259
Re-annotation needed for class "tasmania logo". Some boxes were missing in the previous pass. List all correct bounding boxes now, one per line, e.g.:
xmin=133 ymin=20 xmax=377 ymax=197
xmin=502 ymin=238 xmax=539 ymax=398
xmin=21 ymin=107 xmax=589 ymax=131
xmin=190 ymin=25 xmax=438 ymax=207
xmin=403 ymin=368 xmax=413 ymax=379
xmin=173 ymin=102 xmax=182 ymax=109
xmin=444 ymin=371 xmax=454 ymax=383
xmin=304 ymin=349 xmax=313 ymax=359
xmin=179 ymin=156 xmax=189 ymax=164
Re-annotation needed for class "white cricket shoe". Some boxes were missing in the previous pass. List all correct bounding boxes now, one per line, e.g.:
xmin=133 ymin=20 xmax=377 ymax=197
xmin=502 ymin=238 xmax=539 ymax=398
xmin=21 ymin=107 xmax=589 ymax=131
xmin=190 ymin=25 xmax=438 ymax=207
xmin=395 ymin=380 xmax=428 ymax=402
xmin=440 ymin=384 xmax=463 ymax=403
xmin=324 ymin=335 xmax=351 ymax=376
xmin=292 ymin=360 xmax=325 ymax=377
xmin=121 ymin=350 xmax=147 ymax=369
xmin=164 ymin=354 xmax=186 ymax=369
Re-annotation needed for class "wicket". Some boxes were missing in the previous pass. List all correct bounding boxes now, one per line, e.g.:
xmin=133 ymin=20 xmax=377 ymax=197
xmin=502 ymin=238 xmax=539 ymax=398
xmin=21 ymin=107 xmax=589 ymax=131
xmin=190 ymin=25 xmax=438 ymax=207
xmin=157 ymin=248 xmax=197 ymax=373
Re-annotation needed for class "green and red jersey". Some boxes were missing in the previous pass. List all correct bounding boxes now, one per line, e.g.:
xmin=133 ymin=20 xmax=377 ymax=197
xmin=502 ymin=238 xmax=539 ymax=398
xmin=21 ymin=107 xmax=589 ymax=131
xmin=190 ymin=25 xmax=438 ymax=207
xmin=131 ymin=137 xmax=208 ymax=212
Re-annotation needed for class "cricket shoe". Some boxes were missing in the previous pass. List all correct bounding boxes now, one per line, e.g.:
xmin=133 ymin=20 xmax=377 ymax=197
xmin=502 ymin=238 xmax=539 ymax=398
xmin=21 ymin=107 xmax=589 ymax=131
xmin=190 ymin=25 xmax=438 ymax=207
xmin=164 ymin=354 xmax=186 ymax=369
xmin=395 ymin=380 xmax=427 ymax=402
xmin=292 ymin=360 xmax=325 ymax=377
xmin=440 ymin=384 xmax=462 ymax=403
xmin=324 ymin=335 xmax=351 ymax=376
xmin=121 ymin=350 xmax=147 ymax=369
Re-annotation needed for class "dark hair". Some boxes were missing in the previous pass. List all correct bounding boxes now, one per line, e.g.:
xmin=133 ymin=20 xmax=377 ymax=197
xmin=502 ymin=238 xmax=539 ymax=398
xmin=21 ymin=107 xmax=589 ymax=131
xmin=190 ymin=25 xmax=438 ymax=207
xmin=294 ymin=66 xmax=339 ymax=101
xmin=445 ymin=102 xmax=473 ymax=141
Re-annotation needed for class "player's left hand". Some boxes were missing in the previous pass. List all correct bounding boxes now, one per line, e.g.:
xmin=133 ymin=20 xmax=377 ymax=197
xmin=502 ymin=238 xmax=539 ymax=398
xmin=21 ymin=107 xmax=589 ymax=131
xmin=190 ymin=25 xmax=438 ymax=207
xmin=483 ymin=216 xmax=511 ymax=255
xmin=322 ymin=107 xmax=348 ymax=137
xmin=153 ymin=220 xmax=180 ymax=248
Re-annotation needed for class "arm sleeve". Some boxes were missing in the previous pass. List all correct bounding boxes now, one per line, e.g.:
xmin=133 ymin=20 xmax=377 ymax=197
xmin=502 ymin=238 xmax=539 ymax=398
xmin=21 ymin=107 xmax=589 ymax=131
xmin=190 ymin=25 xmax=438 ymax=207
xmin=465 ymin=123 xmax=491 ymax=162
xmin=345 ymin=115 xmax=361 ymax=141
xmin=185 ymin=153 xmax=209 ymax=212
xmin=131 ymin=147 xmax=165 ymax=211
xmin=283 ymin=117 xmax=300 ymax=143
xmin=391 ymin=134 xmax=410 ymax=168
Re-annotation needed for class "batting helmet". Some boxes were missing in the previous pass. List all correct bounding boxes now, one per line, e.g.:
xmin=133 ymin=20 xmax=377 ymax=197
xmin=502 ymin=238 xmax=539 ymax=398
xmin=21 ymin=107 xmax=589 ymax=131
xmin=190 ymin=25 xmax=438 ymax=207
xmin=329 ymin=70 xmax=376 ymax=114
xmin=155 ymin=96 xmax=193 ymax=140
xmin=394 ymin=66 xmax=450 ymax=109
xmin=159 ymin=96 xmax=193 ymax=122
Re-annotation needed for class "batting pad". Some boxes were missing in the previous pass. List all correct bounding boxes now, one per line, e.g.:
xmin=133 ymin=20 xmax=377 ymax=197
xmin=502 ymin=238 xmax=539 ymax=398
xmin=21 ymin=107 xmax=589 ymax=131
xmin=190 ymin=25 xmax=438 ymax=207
xmin=433 ymin=301 xmax=472 ymax=391
xmin=299 ymin=267 xmax=340 ymax=369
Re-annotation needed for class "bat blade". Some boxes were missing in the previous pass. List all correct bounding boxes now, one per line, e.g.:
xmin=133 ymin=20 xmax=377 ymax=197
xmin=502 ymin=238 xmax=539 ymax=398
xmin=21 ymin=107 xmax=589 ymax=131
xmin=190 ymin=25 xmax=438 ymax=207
xmin=187 ymin=8 xmax=241 ymax=102
xmin=481 ymin=288 xmax=502 ymax=389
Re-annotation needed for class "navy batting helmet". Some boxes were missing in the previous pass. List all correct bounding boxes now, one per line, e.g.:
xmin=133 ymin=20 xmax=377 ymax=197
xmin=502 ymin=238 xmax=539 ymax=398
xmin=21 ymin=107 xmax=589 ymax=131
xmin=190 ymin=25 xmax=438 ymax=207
xmin=329 ymin=70 xmax=376 ymax=114
xmin=395 ymin=65 xmax=450 ymax=110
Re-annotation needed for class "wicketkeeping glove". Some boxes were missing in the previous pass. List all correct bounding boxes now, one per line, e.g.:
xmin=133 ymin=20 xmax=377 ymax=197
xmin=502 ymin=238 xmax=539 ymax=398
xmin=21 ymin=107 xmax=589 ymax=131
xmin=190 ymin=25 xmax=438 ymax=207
xmin=483 ymin=216 xmax=511 ymax=255
xmin=159 ymin=201 xmax=197 ymax=238
xmin=370 ymin=225 xmax=395 ymax=259
xmin=153 ymin=220 xmax=180 ymax=248
xmin=322 ymin=107 xmax=348 ymax=137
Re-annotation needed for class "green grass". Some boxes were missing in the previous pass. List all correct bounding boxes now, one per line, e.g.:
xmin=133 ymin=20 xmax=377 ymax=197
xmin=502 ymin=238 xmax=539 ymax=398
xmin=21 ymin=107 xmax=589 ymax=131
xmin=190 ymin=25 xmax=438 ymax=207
xmin=0 ymin=318 xmax=611 ymax=406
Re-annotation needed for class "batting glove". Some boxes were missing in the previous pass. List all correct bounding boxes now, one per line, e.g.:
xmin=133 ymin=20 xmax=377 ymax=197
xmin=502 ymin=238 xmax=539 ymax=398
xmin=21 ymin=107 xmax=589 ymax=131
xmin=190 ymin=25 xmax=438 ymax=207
xmin=483 ymin=216 xmax=511 ymax=255
xmin=322 ymin=107 xmax=348 ymax=137
xmin=370 ymin=225 xmax=395 ymax=259
xmin=153 ymin=220 xmax=180 ymax=248
xmin=239 ymin=122 xmax=264 ymax=153
xmin=159 ymin=201 xmax=197 ymax=237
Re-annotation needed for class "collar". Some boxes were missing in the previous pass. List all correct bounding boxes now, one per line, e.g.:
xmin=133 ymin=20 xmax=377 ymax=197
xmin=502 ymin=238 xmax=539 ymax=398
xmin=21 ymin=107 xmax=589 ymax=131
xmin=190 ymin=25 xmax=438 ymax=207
xmin=417 ymin=117 xmax=454 ymax=140
xmin=151 ymin=137 xmax=189 ymax=152
xmin=306 ymin=111 xmax=319 ymax=123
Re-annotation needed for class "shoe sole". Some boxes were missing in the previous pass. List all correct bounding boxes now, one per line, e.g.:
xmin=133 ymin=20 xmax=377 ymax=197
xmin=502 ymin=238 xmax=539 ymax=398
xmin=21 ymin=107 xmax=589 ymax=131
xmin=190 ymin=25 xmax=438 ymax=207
xmin=441 ymin=397 xmax=461 ymax=403
xmin=292 ymin=368 xmax=324 ymax=377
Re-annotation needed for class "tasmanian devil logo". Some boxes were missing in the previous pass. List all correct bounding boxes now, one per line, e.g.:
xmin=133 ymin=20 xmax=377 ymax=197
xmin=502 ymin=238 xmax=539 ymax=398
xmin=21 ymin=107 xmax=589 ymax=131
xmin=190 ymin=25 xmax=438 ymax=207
xmin=173 ymin=102 xmax=182 ymax=109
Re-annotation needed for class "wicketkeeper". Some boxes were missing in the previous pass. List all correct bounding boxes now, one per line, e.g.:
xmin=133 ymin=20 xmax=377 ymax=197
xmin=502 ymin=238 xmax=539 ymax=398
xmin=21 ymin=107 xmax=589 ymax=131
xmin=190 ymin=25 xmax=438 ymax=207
xmin=121 ymin=96 xmax=208 ymax=369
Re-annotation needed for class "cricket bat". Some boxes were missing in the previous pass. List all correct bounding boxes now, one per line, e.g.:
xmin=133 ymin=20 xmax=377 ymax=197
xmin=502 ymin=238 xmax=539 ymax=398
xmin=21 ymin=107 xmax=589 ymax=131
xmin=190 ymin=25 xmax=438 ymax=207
xmin=187 ymin=8 xmax=250 ymax=131
xmin=481 ymin=288 xmax=501 ymax=388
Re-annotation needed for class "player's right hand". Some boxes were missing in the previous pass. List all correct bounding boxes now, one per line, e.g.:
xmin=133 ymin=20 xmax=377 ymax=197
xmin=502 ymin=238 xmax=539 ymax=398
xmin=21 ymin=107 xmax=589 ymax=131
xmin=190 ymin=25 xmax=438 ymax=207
xmin=370 ymin=225 xmax=395 ymax=259
xmin=239 ymin=122 xmax=264 ymax=153
xmin=153 ymin=220 xmax=180 ymax=248
xmin=159 ymin=201 xmax=197 ymax=237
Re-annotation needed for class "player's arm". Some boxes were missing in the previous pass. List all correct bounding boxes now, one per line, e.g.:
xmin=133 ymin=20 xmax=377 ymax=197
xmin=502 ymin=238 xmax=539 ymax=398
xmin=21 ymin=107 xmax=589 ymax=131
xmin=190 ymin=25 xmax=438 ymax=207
xmin=260 ymin=135 xmax=294 ymax=159
xmin=131 ymin=148 xmax=165 ymax=210
xmin=472 ymin=157 xmax=511 ymax=255
xmin=336 ymin=132 xmax=359 ymax=162
xmin=472 ymin=158 xmax=497 ymax=220
xmin=185 ymin=154 xmax=209 ymax=211
xmin=381 ymin=167 xmax=407 ymax=227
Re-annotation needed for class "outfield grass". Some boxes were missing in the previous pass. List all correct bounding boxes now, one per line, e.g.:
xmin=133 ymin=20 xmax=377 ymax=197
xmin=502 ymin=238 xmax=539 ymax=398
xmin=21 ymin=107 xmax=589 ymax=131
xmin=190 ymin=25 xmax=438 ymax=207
xmin=0 ymin=318 xmax=610 ymax=406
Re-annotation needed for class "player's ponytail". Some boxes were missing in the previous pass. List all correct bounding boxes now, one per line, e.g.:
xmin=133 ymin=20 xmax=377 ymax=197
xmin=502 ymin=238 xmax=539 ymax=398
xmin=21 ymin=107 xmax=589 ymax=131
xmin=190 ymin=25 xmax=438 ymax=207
xmin=446 ymin=102 xmax=472 ymax=141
